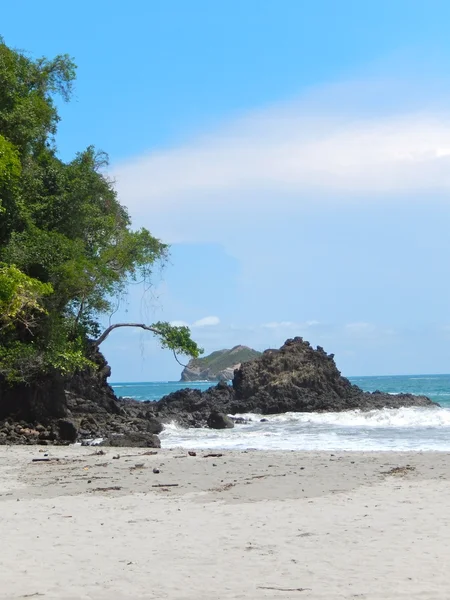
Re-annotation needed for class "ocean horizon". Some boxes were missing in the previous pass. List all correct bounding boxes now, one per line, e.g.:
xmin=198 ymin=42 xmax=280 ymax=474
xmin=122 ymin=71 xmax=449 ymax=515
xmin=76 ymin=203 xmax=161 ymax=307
xmin=111 ymin=373 xmax=450 ymax=400
xmin=110 ymin=374 xmax=450 ymax=452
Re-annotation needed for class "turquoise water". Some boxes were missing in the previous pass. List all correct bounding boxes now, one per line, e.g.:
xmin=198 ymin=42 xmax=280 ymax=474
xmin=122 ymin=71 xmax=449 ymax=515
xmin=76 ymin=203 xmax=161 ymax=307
xmin=111 ymin=375 xmax=450 ymax=451
xmin=112 ymin=380 xmax=214 ymax=402
xmin=111 ymin=374 xmax=450 ymax=406
xmin=348 ymin=374 xmax=450 ymax=406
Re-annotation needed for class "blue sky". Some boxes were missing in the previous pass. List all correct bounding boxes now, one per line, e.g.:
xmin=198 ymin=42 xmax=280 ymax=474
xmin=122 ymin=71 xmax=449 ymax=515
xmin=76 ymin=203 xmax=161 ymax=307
xmin=3 ymin=1 xmax=450 ymax=379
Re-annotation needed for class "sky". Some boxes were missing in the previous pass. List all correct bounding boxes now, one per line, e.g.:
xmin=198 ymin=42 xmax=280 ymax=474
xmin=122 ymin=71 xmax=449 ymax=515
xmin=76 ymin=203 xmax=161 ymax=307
xmin=3 ymin=0 xmax=450 ymax=380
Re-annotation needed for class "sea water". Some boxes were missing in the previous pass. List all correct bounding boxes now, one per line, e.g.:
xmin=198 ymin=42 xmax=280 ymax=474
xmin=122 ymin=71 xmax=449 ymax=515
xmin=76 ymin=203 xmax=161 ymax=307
xmin=111 ymin=375 xmax=450 ymax=451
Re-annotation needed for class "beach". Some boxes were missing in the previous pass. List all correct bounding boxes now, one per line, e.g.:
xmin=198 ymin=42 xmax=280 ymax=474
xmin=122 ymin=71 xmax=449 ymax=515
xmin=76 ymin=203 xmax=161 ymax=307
xmin=1 ymin=447 xmax=450 ymax=599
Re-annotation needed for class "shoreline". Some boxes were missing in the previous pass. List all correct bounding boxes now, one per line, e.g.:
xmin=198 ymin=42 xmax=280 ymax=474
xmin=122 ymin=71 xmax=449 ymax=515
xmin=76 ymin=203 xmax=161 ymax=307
xmin=1 ymin=446 xmax=450 ymax=599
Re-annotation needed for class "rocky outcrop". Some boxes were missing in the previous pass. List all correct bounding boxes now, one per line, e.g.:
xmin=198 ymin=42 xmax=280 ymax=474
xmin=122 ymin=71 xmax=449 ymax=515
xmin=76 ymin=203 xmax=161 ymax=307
xmin=230 ymin=338 xmax=435 ymax=413
xmin=0 ymin=350 xmax=164 ymax=445
xmin=0 ymin=336 xmax=439 ymax=444
xmin=152 ymin=381 xmax=235 ymax=428
xmin=180 ymin=345 xmax=261 ymax=381
xmin=155 ymin=337 xmax=437 ymax=427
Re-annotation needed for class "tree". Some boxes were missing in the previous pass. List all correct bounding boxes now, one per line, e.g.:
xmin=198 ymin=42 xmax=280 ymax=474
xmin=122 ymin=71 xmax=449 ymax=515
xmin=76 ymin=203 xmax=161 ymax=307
xmin=0 ymin=134 xmax=21 ymax=245
xmin=0 ymin=39 xmax=202 ymax=384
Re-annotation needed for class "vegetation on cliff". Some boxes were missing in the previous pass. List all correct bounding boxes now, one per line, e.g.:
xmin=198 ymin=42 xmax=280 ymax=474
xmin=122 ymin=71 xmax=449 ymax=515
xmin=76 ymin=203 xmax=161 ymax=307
xmin=181 ymin=345 xmax=261 ymax=381
xmin=0 ymin=38 xmax=201 ymax=385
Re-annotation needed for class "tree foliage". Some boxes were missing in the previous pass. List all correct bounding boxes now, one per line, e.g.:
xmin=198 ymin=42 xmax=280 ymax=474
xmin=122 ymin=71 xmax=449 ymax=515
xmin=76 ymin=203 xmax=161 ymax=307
xmin=0 ymin=38 xmax=201 ymax=383
xmin=0 ymin=263 xmax=52 ymax=332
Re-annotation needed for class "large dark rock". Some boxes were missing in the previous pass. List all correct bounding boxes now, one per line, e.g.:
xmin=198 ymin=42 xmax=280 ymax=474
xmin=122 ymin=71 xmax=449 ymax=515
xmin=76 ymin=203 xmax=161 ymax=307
xmin=152 ymin=387 xmax=206 ymax=428
xmin=0 ymin=350 xmax=164 ymax=446
xmin=154 ymin=337 xmax=437 ymax=427
xmin=0 ymin=373 xmax=68 ymax=423
xmin=207 ymin=410 xmax=235 ymax=429
xmin=153 ymin=381 xmax=234 ymax=427
xmin=58 ymin=419 xmax=78 ymax=443
xmin=231 ymin=338 xmax=435 ymax=413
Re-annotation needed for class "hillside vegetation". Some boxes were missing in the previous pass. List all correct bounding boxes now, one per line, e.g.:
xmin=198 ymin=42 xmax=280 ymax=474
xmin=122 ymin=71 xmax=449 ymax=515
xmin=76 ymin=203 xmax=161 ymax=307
xmin=181 ymin=345 xmax=261 ymax=381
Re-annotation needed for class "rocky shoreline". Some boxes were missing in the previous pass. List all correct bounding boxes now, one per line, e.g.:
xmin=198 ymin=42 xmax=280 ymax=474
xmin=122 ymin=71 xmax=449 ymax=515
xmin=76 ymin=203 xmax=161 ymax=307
xmin=0 ymin=351 xmax=164 ymax=447
xmin=0 ymin=337 xmax=438 ymax=446
xmin=151 ymin=337 xmax=437 ymax=428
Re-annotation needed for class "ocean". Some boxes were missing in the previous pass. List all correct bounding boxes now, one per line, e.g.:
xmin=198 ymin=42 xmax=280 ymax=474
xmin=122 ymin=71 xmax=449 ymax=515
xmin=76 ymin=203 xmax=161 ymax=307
xmin=111 ymin=375 xmax=450 ymax=452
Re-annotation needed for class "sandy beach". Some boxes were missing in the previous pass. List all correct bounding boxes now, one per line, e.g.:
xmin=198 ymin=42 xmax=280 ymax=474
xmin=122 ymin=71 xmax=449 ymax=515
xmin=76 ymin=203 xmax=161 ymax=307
xmin=1 ymin=447 xmax=450 ymax=600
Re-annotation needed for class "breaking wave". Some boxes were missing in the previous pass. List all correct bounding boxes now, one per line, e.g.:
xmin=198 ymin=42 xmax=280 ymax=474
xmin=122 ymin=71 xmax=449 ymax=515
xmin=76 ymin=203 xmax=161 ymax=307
xmin=160 ymin=406 xmax=450 ymax=452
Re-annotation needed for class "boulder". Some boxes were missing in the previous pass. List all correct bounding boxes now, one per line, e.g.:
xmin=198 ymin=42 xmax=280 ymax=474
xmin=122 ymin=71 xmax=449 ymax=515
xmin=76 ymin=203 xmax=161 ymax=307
xmin=57 ymin=419 xmax=78 ymax=443
xmin=0 ymin=374 xmax=68 ymax=422
xmin=152 ymin=387 xmax=207 ymax=428
xmin=207 ymin=411 xmax=234 ymax=429
xmin=154 ymin=381 xmax=234 ymax=427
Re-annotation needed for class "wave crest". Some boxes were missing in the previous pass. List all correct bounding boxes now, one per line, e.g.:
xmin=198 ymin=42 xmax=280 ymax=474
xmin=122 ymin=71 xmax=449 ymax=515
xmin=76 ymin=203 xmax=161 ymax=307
xmin=230 ymin=407 xmax=450 ymax=428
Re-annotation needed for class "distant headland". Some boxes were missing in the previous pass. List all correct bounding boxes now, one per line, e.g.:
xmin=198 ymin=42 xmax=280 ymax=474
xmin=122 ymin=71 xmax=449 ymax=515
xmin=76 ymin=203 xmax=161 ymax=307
xmin=180 ymin=345 xmax=261 ymax=382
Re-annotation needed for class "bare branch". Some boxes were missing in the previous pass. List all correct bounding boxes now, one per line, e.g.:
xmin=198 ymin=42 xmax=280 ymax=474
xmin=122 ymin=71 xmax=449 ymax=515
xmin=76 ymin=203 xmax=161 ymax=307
xmin=92 ymin=323 xmax=162 ymax=351
xmin=172 ymin=348 xmax=188 ymax=368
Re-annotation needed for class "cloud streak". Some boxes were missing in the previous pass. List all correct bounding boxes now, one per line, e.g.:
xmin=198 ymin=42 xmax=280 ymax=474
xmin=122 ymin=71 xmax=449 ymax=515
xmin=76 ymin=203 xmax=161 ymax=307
xmin=114 ymin=77 xmax=450 ymax=234
xmin=170 ymin=316 xmax=221 ymax=328
xmin=192 ymin=316 xmax=221 ymax=327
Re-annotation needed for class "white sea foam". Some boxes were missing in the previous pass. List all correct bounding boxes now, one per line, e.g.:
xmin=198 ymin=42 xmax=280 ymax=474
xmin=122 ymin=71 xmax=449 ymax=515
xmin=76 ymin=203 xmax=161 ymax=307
xmin=160 ymin=407 xmax=450 ymax=452
xmin=232 ymin=407 xmax=450 ymax=428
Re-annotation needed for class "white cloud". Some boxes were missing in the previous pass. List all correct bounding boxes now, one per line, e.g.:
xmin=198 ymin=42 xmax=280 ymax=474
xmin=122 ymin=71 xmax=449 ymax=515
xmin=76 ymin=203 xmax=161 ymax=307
xmin=107 ymin=74 xmax=450 ymax=371
xmin=169 ymin=316 xmax=221 ymax=328
xmin=117 ymin=113 xmax=450 ymax=205
xmin=114 ymin=77 xmax=450 ymax=241
xmin=191 ymin=316 xmax=221 ymax=327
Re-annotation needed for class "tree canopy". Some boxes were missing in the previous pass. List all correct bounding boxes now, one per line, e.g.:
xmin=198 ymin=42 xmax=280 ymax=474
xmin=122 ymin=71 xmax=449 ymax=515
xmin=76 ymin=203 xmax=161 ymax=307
xmin=0 ymin=38 xmax=202 ymax=383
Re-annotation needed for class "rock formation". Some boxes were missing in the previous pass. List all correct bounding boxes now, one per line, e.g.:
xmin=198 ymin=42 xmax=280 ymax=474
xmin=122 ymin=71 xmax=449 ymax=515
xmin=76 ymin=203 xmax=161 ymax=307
xmin=180 ymin=345 xmax=261 ymax=381
xmin=0 ymin=351 xmax=162 ymax=446
xmin=152 ymin=382 xmax=235 ymax=428
xmin=154 ymin=337 xmax=437 ymax=427
xmin=0 ymin=337 xmax=439 ymax=444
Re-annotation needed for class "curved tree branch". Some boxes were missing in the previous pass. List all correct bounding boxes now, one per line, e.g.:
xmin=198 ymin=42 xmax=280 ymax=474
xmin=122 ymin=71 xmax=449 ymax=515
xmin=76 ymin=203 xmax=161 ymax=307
xmin=172 ymin=348 xmax=188 ymax=368
xmin=92 ymin=321 xmax=200 ymax=367
xmin=92 ymin=323 xmax=162 ymax=351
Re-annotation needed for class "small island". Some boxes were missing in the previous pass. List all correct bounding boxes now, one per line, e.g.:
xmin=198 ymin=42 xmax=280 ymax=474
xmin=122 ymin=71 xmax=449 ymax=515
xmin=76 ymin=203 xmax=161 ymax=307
xmin=180 ymin=345 xmax=261 ymax=381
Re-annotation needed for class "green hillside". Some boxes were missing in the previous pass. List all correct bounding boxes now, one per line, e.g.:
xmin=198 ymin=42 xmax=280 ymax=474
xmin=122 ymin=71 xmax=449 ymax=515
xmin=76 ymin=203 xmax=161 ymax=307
xmin=190 ymin=346 xmax=260 ymax=372
xmin=181 ymin=345 xmax=261 ymax=381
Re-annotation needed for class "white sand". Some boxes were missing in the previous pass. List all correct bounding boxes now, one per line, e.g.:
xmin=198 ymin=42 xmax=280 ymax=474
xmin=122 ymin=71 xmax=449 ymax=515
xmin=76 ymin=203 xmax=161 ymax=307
xmin=1 ymin=446 xmax=450 ymax=599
